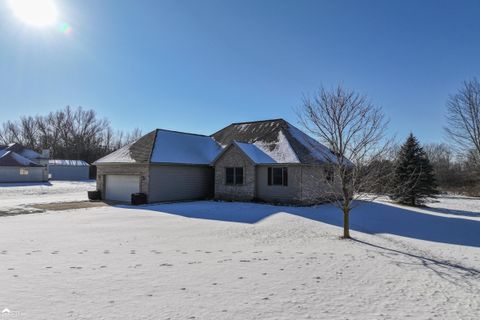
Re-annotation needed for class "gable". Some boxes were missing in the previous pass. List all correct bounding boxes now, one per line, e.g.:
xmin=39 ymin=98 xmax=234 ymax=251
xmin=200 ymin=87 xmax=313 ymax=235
xmin=211 ymin=119 xmax=337 ymax=164
xmin=214 ymin=143 xmax=256 ymax=167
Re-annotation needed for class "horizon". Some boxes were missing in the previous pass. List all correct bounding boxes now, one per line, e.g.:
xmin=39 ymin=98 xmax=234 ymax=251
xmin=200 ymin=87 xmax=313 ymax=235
xmin=1 ymin=0 xmax=479 ymax=144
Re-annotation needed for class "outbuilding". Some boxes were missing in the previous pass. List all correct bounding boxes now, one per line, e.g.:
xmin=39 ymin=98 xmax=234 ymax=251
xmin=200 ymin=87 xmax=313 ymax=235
xmin=0 ymin=150 xmax=48 ymax=183
xmin=48 ymin=159 xmax=90 ymax=181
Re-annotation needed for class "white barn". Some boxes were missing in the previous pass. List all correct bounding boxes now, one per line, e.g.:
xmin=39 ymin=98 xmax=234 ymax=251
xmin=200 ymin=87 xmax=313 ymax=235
xmin=48 ymin=160 xmax=90 ymax=181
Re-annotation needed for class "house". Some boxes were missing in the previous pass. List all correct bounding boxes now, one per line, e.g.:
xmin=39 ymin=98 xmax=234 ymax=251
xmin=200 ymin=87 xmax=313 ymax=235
xmin=94 ymin=119 xmax=341 ymax=204
xmin=0 ymin=143 xmax=49 ymax=183
xmin=49 ymin=159 xmax=90 ymax=181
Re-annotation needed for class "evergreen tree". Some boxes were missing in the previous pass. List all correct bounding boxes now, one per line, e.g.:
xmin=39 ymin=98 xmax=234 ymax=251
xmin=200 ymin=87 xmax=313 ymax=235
xmin=391 ymin=134 xmax=439 ymax=205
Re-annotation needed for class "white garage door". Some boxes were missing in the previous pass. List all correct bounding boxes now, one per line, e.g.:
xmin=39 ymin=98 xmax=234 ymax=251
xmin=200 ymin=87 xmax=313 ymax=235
xmin=105 ymin=175 xmax=140 ymax=202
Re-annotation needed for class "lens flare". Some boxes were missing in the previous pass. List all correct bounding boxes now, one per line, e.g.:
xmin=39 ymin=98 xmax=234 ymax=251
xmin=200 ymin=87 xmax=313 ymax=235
xmin=59 ymin=22 xmax=72 ymax=34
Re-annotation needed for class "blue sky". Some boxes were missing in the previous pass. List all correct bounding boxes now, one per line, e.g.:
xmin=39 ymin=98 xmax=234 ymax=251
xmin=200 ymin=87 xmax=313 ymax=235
xmin=1 ymin=0 xmax=479 ymax=143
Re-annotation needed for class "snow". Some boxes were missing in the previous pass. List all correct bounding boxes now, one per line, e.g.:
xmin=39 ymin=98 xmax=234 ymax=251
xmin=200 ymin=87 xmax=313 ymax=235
xmin=151 ymin=130 xmax=222 ymax=165
xmin=49 ymin=159 xmax=89 ymax=166
xmin=0 ymin=184 xmax=479 ymax=319
xmin=287 ymin=123 xmax=339 ymax=163
xmin=94 ymin=142 xmax=136 ymax=164
xmin=254 ymin=130 xmax=300 ymax=163
xmin=234 ymin=141 xmax=277 ymax=164
xmin=0 ymin=180 xmax=95 ymax=208
xmin=0 ymin=150 xmax=41 ymax=166
xmin=18 ymin=148 xmax=42 ymax=160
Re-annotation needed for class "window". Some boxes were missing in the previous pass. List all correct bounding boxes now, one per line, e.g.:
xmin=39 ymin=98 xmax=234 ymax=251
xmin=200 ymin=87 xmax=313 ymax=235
xmin=19 ymin=168 xmax=29 ymax=175
xmin=235 ymin=167 xmax=244 ymax=185
xmin=225 ymin=167 xmax=243 ymax=185
xmin=267 ymin=167 xmax=288 ymax=186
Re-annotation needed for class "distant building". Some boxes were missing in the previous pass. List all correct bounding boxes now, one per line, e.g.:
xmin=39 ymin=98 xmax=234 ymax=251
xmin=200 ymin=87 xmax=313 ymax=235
xmin=48 ymin=159 xmax=90 ymax=181
xmin=0 ymin=143 xmax=49 ymax=183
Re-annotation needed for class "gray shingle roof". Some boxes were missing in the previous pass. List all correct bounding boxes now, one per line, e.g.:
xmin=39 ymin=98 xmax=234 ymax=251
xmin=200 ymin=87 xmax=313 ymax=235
xmin=211 ymin=119 xmax=337 ymax=164
xmin=95 ymin=119 xmax=340 ymax=165
xmin=0 ymin=150 xmax=43 ymax=167
xmin=95 ymin=129 xmax=222 ymax=165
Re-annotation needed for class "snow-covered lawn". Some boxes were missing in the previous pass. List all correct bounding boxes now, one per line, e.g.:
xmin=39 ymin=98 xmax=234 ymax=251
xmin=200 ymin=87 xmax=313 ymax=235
xmin=0 ymin=180 xmax=95 ymax=208
xmin=0 ymin=183 xmax=479 ymax=319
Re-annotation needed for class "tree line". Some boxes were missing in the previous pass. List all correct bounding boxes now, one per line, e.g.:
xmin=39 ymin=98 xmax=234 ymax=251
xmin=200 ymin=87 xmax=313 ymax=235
xmin=0 ymin=106 xmax=142 ymax=164
xmin=298 ymin=78 xmax=480 ymax=238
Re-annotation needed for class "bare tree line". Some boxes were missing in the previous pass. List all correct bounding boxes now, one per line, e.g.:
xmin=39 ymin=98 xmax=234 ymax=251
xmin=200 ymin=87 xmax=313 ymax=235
xmin=298 ymin=80 xmax=480 ymax=238
xmin=0 ymin=106 xmax=141 ymax=164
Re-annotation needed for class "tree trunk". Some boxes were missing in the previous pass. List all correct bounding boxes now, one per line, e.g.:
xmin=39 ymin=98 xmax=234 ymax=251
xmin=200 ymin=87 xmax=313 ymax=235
xmin=343 ymin=208 xmax=350 ymax=238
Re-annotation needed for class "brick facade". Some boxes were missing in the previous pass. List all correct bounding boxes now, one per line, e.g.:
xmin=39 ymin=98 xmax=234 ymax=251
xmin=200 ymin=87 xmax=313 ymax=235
xmin=214 ymin=145 xmax=255 ymax=201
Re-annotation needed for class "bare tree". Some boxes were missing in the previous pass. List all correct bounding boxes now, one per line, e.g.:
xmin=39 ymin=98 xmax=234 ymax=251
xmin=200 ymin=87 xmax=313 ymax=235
xmin=445 ymin=78 xmax=480 ymax=157
xmin=298 ymin=85 xmax=391 ymax=238
xmin=0 ymin=106 xmax=142 ymax=164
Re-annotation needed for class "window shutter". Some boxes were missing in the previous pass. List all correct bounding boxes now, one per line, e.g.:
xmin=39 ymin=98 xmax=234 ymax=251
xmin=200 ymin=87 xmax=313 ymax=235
xmin=267 ymin=167 xmax=272 ymax=185
xmin=283 ymin=167 xmax=288 ymax=186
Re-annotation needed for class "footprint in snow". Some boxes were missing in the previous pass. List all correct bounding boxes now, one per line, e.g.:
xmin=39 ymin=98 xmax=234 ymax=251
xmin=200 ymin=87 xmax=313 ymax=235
xmin=130 ymin=250 xmax=136 ymax=255
xmin=103 ymin=250 xmax=110 ymax=254
xmin=51 ymin=251 xmax=59 ymax=255
xmin=159 ymin=263 xmax=173 ymax=267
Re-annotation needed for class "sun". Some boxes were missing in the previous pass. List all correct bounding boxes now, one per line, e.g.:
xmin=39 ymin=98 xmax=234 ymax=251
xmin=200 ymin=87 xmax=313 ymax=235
xmin=8 ymin=0 xmax=58 ymax=26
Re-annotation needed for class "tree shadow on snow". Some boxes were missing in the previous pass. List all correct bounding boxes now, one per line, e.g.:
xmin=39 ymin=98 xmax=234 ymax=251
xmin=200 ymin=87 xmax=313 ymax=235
xmin=352 ymin=239 xmax=480 ymax=287
xmin=135 ymin=200 xmax=480 ymax=248
xmin=421 ymin=205 xmax=480 ymax=218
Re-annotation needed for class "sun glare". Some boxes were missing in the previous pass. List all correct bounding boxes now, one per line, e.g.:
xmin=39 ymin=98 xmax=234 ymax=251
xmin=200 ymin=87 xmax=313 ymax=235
xmin=8 ymin=0 xmax=58 ymax=26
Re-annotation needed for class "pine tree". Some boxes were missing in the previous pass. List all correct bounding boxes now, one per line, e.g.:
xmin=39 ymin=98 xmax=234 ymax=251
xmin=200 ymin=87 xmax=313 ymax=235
xmin=391 ymin=134 xmax=439 ymax=206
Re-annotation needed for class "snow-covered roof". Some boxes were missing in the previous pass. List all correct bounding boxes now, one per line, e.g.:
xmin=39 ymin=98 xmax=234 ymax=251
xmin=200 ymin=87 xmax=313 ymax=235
xmin=5 ymin=143 xmax=43 ymax=159
xmin=49 ymin=159 xmax=89 ymax=166
xmin=0 ymin=150 xmax=43 ymax=167
xmin=233 ymin=142 xmax=277 ymax=164
xmin=150 ymin=130 xmax=222 ymax=165
xmin=95 ymin=119 xmax=347 ymax=166
xmin=95 ymin=129 xmax=222 ymax=165
xmin=212 ymin=119 xmax=339 ymax=165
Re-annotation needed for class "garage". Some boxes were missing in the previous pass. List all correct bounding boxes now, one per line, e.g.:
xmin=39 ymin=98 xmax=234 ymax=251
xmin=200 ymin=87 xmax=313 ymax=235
xmin=105 ymin=175 xmax=140 ymax=202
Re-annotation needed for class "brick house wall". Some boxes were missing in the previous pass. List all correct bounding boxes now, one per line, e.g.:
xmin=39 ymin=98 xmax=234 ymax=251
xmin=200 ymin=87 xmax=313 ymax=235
xmin=214 ymin=145 xmax=255 ymax=201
